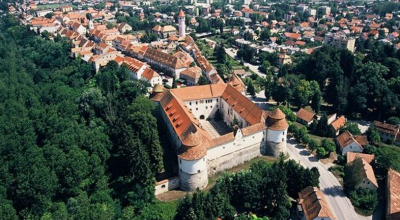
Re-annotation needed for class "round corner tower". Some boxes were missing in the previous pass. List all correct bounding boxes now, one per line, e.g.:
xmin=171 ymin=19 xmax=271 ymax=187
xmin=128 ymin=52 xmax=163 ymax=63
xmin=178 ymin=126 xmax=208 ymax=191
xmin=178 ymin=9 xmax=186 ymax=38
xmin=266 ymin=108 xmax=289 ymax=157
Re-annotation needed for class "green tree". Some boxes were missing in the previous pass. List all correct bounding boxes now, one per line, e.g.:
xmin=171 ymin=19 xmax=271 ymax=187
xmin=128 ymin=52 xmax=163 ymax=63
xmin=317 ymin=147 xmax=327 ymax=157
xmin=344 ymin=158 xmax=363 ymax=192
xmin=388 ymin=116 xmax=400 ymax=126
xmin=247 ymin=80 xmax=256 ymax=97
xmin=198 ymin=75 xmax=208 ymax=85
xmin=340 ymin=122 xmax=361 ymax=135
xmin=367 ymin=126 xmax=381 ymax=144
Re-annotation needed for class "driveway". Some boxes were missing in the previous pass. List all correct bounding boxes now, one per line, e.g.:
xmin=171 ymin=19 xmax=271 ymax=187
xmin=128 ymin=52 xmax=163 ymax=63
xmin=286 ymin=139 xmax=373 ymax=220
xmin=347 ymin=119 xmax=371 ymax=134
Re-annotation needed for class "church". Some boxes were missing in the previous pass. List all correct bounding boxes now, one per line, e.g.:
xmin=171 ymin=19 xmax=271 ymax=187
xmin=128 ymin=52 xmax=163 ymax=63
xmin=151 ymin=83 xmax=289 ymax=192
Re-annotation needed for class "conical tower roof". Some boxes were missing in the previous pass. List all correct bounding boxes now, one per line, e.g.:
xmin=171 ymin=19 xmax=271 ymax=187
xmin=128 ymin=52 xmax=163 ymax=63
xmin=179 ymin=9 xmax=185 ymax=17
xmin=269 ymin=108 xmax=286 ymax=120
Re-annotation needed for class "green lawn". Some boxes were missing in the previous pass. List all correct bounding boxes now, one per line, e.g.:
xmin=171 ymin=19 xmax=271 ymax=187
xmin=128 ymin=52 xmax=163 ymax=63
xmin=37 ymin=3 xmax=74 ymax=10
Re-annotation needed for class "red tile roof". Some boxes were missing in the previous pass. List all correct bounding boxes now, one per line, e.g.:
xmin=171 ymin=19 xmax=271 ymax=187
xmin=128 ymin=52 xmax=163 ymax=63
xmin=296 ymin=108 xmax=315 ymax=123
xmin=387 ymin=169 xmax=400 ymax=220
xmin=298 ymin=186 xmax=336 ymax=220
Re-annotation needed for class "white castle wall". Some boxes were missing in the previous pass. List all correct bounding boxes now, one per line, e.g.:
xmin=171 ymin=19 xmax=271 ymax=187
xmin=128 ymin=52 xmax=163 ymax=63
xmin=267 ymin=129 xmax=287 ymax=143
xmin=207 ymin=129 xmax=264 ymax=175
xmin=179 ymin=157 xmax=207 ymax=174
xmin=155 ymin=177 xmax=180 ymax=195
xmin=184 ymin=97 xmax=219 ymax=120
xmin=220 ymin=98 xmax=247 ymax=128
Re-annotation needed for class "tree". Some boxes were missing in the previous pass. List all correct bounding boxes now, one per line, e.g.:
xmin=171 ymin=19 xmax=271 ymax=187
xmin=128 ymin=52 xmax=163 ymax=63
xmin=310 ymin=81 xmax=322 ymax=113
xmin=321 ymin=139 xmax=336 ymax=154
xmin=388 ymin=117 xmax=400 ymax=126
xmin=344 ymin=158 xmax=363 ymax=192
xmin=349 ymin=189 xmax=378 ymax=212
xmin=367 ymin=126 xmax=381 ymax=144
xmin=264 ymin=76 xmax=273 ymax=101
xmin=294 ymin=80 xmax=312 ymax=107
xmin=198 ymin=75 xmax=208 ymax=85
xmin=45 ymin=12 xmax=54 ymax=19
xmin=308 ymin=139 xmax=318 ymax=151
xmin=340 ymin=122 xmax=361 ymax=135
xmin=172 ymin=76 xmax=177 ymax=88
xmin=247 ymin=80 xmax=256 ymax=97
xmin=317 ymin=147 xmax=327 ymax=158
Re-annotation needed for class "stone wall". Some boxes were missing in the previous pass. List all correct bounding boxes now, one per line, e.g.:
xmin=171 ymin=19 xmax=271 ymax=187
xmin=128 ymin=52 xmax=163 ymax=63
xmin=266 ymin=141 xmax=287 ymax=157
xmin=207 ymin=142 xmax=263 ymax=176
xmin=179 ymin=168 xmax=208 ymax=191
xmin=155 ymin=177 xmax=180 ymax=195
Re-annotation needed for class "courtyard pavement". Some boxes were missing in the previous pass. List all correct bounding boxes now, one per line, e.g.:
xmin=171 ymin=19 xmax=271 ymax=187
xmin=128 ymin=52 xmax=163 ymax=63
xmin=201 ymin=119 xmax=232 ymax=139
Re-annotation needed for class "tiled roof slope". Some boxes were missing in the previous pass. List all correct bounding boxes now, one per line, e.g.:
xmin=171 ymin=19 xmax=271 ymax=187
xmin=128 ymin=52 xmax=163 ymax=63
xmin=298 ymin=186 xmax=336 ymax=220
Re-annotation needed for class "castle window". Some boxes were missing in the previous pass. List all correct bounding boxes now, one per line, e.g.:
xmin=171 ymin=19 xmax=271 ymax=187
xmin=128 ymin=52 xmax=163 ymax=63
xmin=161 ymin=184 xmax=166 ymax=188
xmin=282 ymin=132 xmax=284 ymax=135
xmin=196 ymin=108 xmax=198 ymax=110
xmin=196 ymin=101 xmax=198 ymax=105
xmin=189 ymin=102 xmax=192 ymax=105
xmin=253 ymin=136 xmax=254 ymax=138
xmin=282 ymin=138 xmax=284 ymax=141
xmin=206 ymin=106 xmax=208 ymax=109
xmin=197 ymin=170 xmax=200 ymax=173
xmin=203 ymin=158 xmax=205 ymax=161
xmin=180 ymin=159 xmax=181 ymax=164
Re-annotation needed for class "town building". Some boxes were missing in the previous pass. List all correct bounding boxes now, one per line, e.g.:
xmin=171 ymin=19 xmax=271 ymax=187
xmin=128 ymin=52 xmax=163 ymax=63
xmin=347 ymin=155 xmax=378 ymax=191
xmin=117 ymin=22 xmax=132 ymax=34
xmin=374 ymin=121 xmax=399 ymax=143
xmin=336 ymin=131 xmax=368 ymax=155
xmin=296 ymin=108 xmax=316 ymax=126
xmin=330 ymin=115 xmax=346 ymax=136
xmin=324 ymin=32 xmax=356 ymax=52
xmin=297 ymin=186 xmax=336 ymax=220
xmin=152 ymin=25 xmax=177 ymax=39
xmin=152 ymin=83 xmax=288 ymax=191
xmin=179 ymin=66 xmax=202 ymax=85
xmin=387 ymin=168 xmax=400 ymax=220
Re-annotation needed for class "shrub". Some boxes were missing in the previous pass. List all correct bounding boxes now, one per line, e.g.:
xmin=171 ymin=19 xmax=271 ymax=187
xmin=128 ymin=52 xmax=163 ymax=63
xmin=308 ymin=139 xmax=318 ymax=151
xmin=317 ymin=147 xmax=327 ymax=157
xmin=349 ymin=189 xmax=378 ymax=211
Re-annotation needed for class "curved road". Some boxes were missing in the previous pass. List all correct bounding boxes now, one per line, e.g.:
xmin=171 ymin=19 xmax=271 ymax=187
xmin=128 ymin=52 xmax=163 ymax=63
xmin=286 ymin=138 xmax=372 ymax=220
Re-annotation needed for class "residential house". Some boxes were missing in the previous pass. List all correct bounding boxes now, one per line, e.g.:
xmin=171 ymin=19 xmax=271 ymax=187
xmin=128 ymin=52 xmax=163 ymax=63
xmin=347 ymin=152 xmax=375 ymax=164
xmin=180 ymin=66 xmax=202 ymax=86
xmin=330 ymin=116 xmax=346 ymax=135
xmin=374 ymin=121 xmax=399 ymax=143
xmin=296 ymin=108 xmax=316 ymax=126
xmin=336 ymin=131 xmax=368 ymax=155
xmin=123 ymin=58 xmax=162 ymax=87
xmin=152 ymin=25 xmax=177 ymax=38
xmin=228 ymin=74 xmax=246 ymax=94
xmin=71 ymin=22 xmax=87 ymax=35
xmin=117 ymin=22 xmax=132 ymax=34
xmin=297 ymin=186 xmax=336 ymax=220
xmin=387 ymin=168 xmax=400 ymax=220
xmin=347 ymin=155 xmax=378 ymax=191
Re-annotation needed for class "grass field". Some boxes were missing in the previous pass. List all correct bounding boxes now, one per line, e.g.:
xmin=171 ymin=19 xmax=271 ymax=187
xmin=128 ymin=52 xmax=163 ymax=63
xmin=37 ymin=3 xmax=74 ymax=10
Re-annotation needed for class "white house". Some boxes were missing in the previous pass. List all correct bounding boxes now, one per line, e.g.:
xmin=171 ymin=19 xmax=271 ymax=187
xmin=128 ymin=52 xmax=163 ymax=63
xmin=347 ymin=155 xmax=378 ymax=191
xmin=336 ymin=131 xmax=368 ymax=155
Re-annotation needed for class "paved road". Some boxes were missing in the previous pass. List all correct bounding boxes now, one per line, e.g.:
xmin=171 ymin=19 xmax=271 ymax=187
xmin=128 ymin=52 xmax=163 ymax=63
xmin=286 ymin=139 xmax=372 ymax=220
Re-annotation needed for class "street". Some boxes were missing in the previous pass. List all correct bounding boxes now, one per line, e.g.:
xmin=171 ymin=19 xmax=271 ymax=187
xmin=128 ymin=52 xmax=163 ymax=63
xmin=286 ymin=139 xmax=375 ymax=220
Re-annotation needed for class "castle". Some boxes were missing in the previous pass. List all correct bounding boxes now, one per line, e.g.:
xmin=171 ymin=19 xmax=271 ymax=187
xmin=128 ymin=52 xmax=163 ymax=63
xmin=150 ymin=9 xmax=288 ymax=192
xmin=151 ymin=83 xmax=288 ymax=192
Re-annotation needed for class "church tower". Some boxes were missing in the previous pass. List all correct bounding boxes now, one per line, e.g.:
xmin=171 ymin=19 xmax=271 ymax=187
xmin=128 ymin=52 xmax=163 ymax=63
xmin=178 ymin=9 xmax=186 ymax=38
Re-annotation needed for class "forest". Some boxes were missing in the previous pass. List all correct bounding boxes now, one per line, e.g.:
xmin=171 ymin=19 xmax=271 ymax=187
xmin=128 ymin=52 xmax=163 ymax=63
xmin=0 ymin=15 xmax=173 ymax=219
